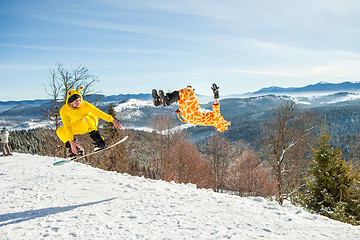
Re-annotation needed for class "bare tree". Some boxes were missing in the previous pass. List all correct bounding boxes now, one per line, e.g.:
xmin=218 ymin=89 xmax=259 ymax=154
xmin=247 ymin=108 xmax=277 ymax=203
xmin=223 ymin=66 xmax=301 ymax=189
xmin=55 ymin=64 xmax=99 ymax=101
xmin=150 ymin=113 xmax=181 ymax=180
xmin=261 ymin=100 xmax=314 ymax=205
xmin=44 ymin=68 xmax=62 ymax=130
xmin=205 ymin=134 xmax=235 ymax=192
xmin=170 ymin=132 xmax=213 ymax=188
xmin=227 ymin=146 xmax=276 ymax=198
xmin=44 ymin=64 xmax=100 ymax=130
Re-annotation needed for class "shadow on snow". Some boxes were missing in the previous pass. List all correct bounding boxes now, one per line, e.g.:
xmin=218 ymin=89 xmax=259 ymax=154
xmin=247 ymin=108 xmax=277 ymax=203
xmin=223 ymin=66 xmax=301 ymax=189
xmin=0 ymin=197 xmax=117 ymax=227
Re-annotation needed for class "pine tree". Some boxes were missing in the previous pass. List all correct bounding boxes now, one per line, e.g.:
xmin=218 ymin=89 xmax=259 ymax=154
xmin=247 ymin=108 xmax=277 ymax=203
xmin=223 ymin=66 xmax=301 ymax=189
xmin=104 ymin=103 xmax=119 ymax=141
xmin=98 ymin=103 xmax=130 ymax=173
xmin=299 ymin=118 xmax=360 ymax=225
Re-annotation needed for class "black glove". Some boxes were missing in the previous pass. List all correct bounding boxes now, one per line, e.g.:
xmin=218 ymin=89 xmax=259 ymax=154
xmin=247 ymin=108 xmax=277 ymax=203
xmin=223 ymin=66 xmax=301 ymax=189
xmin=211 ymin=83 xmax=219 ymax=99
xmin=187 ymin=85 xmax=194 ymax=91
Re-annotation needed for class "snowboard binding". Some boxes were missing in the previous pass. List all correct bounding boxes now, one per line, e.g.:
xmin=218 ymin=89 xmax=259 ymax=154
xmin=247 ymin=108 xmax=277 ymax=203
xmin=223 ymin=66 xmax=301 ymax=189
xmin=65 ymin=142 xmax=85 ymax=158
xmin=89 ymin=130 xmax=107 ymax=152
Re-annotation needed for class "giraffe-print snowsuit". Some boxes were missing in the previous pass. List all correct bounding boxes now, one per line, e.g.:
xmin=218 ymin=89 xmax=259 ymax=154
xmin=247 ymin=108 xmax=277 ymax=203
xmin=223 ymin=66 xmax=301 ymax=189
xmin=175 ymin=87 xmax=231 ymax=133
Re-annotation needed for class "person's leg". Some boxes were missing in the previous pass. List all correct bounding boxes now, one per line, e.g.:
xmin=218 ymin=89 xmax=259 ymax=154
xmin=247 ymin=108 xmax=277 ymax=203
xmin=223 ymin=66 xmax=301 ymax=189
xmin=4 ymin=143 xmax=11 ymax=155
xmin=158 ymin=90 xmax=180 ymax=107
xmin=81 ymin=115 xmax=107 ymax=150
xmin=83 ymin=115 xmax=99 ymax=132
xmin=56 ymin=126 xmax=70 ymax=143
xmin=56 ymin=116 xmax=99 ymax=156
xmin=58 ymin=115 xmax=99 ymax=137
xmin=1 ymin=143 xmax=6 ymax=156
xmin=89 ymin=130 xmax=107 ymax=150
xmin=57 ymin=126 xmax=84 ymax=157
xmin=152 ymin=89 xmax=162 ymax=107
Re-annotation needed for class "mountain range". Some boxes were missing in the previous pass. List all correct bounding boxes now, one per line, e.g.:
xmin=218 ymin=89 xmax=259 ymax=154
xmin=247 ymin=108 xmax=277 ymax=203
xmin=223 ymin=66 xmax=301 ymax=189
xmin=1 ymin=81 xmax=360 ymax=113
xmin=1 ymin=81 xmax=360 ymax=147
xmin=244 ymin=81 xmax=360 ymax=96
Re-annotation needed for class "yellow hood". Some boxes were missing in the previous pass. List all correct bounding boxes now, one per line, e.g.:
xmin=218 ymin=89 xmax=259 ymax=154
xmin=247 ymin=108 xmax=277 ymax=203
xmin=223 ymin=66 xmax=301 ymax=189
xmin=66 ymin=87 xmax=83 ymax=105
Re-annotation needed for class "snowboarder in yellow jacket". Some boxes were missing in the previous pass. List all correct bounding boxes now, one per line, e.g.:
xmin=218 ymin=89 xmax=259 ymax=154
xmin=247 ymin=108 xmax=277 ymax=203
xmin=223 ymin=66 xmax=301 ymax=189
xmin=56 ymin=87 xmax=121 ymax=157
xmin=152 ymin=84 xmax=230 ymax=133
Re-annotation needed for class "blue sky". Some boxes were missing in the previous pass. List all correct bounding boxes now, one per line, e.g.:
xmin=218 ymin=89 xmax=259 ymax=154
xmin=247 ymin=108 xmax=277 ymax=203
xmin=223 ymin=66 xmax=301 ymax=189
xmin=1 ymin=0 xmax=360 ymax=101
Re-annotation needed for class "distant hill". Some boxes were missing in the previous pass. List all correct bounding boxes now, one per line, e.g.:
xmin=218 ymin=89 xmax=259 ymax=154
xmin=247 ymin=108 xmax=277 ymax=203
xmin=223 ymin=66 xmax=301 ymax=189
xmin=85 ymin=93 xmax=152 ymax=103
xmin=0 ymin=93 xmax=153 ymax=114
xmin=247 ymin=81 xmax=360 ymax=96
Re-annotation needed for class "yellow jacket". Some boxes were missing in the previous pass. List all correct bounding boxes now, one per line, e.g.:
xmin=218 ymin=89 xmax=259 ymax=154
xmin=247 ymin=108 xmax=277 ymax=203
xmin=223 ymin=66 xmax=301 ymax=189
xmin=59 ymin=87 xmax=114 ymax=142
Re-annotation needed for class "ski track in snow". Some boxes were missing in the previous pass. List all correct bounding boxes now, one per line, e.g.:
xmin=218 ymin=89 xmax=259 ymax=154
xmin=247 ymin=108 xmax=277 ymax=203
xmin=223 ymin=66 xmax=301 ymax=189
xmin=0 ymin=154 xmax=359 ymax=240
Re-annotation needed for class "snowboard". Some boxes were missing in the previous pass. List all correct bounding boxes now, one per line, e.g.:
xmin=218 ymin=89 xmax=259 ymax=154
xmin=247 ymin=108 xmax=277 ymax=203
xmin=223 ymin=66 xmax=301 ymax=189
xmin=53 ymin=136 xmax=128 ymax=166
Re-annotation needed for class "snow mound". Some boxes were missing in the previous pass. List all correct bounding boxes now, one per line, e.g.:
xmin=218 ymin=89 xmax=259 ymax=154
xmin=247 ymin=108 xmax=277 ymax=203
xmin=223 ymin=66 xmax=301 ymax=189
xmin=114 ymin=99 xmax=153 ymax=112
xmin=1 ymin=154 xmax=359 ymax=239
xmin=326 ymin=92 xmax=360 ymax=104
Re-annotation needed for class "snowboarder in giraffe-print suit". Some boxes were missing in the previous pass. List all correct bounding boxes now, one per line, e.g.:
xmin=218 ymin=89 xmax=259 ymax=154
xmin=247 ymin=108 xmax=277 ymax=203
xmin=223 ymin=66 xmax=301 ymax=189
xmin=152 ymin=84 xmax=230 ymax=133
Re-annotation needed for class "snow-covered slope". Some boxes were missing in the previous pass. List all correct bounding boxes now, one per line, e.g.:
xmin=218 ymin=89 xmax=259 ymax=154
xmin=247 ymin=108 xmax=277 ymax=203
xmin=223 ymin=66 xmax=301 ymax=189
xmin=1 ymin=154 xmax=359 ymax=239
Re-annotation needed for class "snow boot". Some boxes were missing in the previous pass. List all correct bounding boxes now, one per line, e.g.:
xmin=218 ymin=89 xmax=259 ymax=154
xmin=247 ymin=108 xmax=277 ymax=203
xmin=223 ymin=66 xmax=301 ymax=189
xmin=65 ymin=141 xmax=85 ymax=158
xmin=211 ymin=83 xmax=219 ymax=99
xmin=158 ymin=90 xmax=180 ymax=107
xmin=152 ymin=89 xmax=162 ymax=107
xmin=89 ymin=130 xmax=107 ymax=151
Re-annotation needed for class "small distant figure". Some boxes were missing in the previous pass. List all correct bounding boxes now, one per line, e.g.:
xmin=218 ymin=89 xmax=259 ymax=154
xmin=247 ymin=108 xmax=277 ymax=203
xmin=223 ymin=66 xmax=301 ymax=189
xmin=0 ymin=127 xmax=12 ymax=156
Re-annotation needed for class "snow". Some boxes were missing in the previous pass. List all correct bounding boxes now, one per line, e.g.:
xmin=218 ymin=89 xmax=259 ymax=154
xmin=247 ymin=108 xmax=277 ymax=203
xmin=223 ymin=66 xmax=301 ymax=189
xmin=1 ymin=154 xmax=359 ymax=240
xmin=0 ymin=119 xmax=52 ymax=131
xmin=125 ymin=126 xmax=156 ymax=133
xmin=114 ymin=99 xmax=153 ymax=112
xmin=158 ymin=123 xmax=195 ymax=135
xmin=325 ymin=93 xmax=360 ymax=104
xmin=125 ymin=123 xmax=195 ymax=134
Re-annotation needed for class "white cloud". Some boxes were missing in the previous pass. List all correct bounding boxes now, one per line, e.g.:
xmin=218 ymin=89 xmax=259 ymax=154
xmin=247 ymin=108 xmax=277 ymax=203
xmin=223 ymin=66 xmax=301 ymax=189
xmin=0 ymin=64 xmax=48 ymax=71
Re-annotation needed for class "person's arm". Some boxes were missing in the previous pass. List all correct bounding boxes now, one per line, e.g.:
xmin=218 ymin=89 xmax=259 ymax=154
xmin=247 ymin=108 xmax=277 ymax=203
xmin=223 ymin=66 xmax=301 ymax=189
xmin=61 ymin=113 xmax=80 ymax=154
xmin=85 ymin=101 xmax=122 ymax=129
xmin=84 ymin=101 xmax=114 ymax=122
xmin=69 ymin=140 xmax=80 ymax=154
xmin=60 ymin=108 xmax=75 ymax=142
xmin=112 ymin=119 xmax=121 ymax=129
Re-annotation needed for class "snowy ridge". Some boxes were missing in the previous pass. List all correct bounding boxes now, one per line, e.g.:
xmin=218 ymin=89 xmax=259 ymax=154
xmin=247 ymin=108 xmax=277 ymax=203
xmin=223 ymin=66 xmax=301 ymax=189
xmin=324 ymin=92 xmax=360 ymax=104
xmin=0 ymin=119 xmax=52 ymax=131
xmin=114 ymin=99 xmax=154 ymax=112
xmin=248 ymin=81 xmax=360 ymax=97
xmin=1 ymin=154 xmax=359 ymax=239
xmin=112 ymin=99 xmax=154 ymax=121
xmin=126 ymin=123 xmax=195 ymax=134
